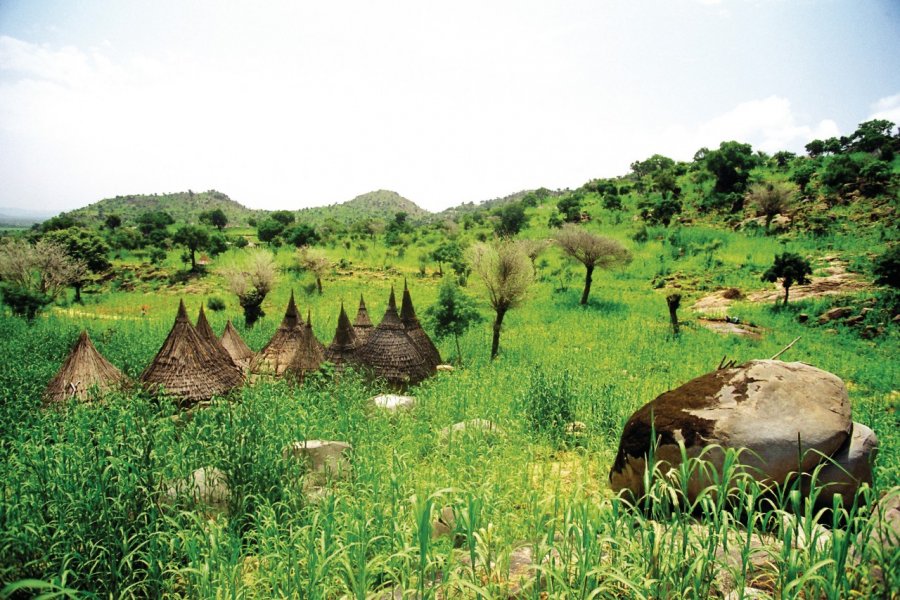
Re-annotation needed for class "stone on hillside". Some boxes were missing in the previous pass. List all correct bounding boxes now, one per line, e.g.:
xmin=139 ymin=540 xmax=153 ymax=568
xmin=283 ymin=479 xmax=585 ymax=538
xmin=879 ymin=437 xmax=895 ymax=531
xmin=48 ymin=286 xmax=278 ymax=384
xmin=372 ymin=394 xmax=416 ymax=411
xmin=283 ymin=440 xmax=353 ymax=488
xmin=164 ymin=466 xmax=230 ymax=512
xmin=439 ymin=418 xmax=502 ymax=439
xmin=818 ymin=306 xmax=853 ymax=324
xmin=803 ymin=422 xmax=877 ymax=510
xmin=609 ymin=360 xmax=852 ymax=502
xmin=798 ymin=313 xmax=809 ymax=323
xmin=431 ymin=505 xmax=458 ymax=542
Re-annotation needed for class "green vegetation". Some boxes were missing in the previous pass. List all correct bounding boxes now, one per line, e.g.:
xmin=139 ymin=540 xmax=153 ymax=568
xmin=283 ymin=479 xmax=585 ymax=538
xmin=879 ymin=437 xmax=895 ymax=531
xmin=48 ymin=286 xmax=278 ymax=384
xmin=0 ymin=117 xmax=898 ymax=597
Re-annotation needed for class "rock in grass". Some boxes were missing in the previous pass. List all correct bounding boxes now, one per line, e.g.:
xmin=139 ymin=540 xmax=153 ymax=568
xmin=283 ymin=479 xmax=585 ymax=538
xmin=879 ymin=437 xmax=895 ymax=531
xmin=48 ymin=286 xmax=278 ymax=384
xmin=283 ymin=440 xmax=353 ymax=497
xmin=439 ymin=418 xmax=502 ymax=439
xmin=371 ymin=394 xmax=415 ymax=411
xmin=609 ymin=360 xmax=852 ymax=502
xmin=803 ymin=422 xmax=877 ymax=510
xmin=164 ymin=466 xmax=230 ymax=513
xmin=818 ymin=306 xmax=853 ymax=324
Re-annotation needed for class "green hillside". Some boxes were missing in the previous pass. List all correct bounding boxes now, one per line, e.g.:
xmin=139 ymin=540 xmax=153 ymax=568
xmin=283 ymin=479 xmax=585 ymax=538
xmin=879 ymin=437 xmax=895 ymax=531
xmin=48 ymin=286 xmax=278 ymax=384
xmin=63 ymin=190 xmax=264 ymax=227
xmin=296 ymin=190 xmax=430 ymax=225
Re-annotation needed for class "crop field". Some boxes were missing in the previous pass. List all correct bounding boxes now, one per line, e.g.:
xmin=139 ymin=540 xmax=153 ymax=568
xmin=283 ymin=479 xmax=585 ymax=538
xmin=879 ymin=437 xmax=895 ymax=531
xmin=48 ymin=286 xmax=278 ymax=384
xmin=1 ymin=214 xmax=898 ymax=599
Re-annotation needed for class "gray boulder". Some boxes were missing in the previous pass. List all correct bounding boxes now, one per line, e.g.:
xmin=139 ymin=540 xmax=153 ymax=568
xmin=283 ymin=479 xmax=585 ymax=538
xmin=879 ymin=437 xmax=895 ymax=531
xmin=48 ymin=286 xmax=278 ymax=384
xmin=283 ymin=440 xmax=353 ymax=489
xmin=164 ymin=466 xmax=230 ymax=512
xmin=803 ymin=422 xmax=877 ymax=509
xmin=610 ymin=360 xmax=852 ymax=501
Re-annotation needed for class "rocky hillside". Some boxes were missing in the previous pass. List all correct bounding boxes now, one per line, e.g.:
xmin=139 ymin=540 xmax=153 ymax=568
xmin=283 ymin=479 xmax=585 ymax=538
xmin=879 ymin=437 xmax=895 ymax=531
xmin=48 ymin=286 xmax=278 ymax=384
xmin=296 ymin=190 xmax=430 ymax=225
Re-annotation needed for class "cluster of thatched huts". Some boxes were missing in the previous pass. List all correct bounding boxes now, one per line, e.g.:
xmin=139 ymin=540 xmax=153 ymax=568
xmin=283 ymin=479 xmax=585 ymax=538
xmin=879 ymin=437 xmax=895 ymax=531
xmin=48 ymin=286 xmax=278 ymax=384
xmin=43 ymin=284 xmax=442 ymax=407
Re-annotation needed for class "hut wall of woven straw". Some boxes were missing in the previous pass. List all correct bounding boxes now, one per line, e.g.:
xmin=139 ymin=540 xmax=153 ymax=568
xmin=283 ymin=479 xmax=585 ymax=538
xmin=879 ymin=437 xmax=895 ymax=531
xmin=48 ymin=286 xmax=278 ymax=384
xmin=285 ymin=312 xmax=325 ymax=380
xmin=400 ymin=284 xmax=442 ymax=369
xmin=140 ymin=300 xmax=244 ymax=404
xmin=220 ymin=320 xmax=255 ymax=371
xmin=195 ymin=306 xmax=242 ymax=370
xmin=354 ymin=288 xmax=432 ymax=385
xmin=254 ymin=292 xmax=306 ymax=376
xmin=324 ymin=304 xmax=360 ymax=373
xmin=44 ymin=330 xmax=127 ymax=404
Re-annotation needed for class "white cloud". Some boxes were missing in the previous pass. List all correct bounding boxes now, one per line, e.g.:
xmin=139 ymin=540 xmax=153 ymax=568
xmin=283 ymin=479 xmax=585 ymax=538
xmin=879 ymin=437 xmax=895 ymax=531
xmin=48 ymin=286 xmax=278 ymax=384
xmin=869 ymin=93 xmax=900 ymax=125
xmin=648 ymin=96 xmax=839 ymax=161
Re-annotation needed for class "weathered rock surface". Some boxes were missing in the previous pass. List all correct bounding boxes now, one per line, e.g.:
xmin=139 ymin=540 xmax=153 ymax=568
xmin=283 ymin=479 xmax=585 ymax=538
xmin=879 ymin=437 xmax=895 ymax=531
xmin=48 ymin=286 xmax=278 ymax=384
xmin=439 ymin=418 xmax=502 ymax=439
xmin=802 ymin=422 xmax=877 ymax=509
xmin=610 ymin=360 xmax=852 ymax=501
xmin=818 ymin=306 xmax=853 ymax=324
xmin=372 ymin=394 xmax=416 ymax=411
xmin=164 ymin=466 xmax=230 ymax=512
xmin=283 ymin=440 xmax=353 ymax=493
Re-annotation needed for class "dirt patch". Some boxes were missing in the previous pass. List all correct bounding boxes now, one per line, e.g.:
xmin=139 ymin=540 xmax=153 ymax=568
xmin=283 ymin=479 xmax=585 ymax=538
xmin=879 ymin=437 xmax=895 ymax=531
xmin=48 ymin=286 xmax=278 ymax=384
xmin=697 ymin=318 xmax=763 ymax=339
xmin=692 ymin=257 xmax=871 ymax=314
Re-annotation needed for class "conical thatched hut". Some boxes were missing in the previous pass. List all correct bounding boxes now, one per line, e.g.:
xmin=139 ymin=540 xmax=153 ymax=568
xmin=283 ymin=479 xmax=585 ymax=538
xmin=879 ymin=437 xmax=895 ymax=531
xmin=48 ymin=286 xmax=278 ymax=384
xmin=353 ymin=295 xmax=374 ymax=343
xmin=44 ymin=330 xmax=128 ymax=405
xmin=285 ymin=311 xmax=325 ymax=381
xmin=324 ymin=303 xmax=360 ymax=373
xmin=253 ymin=291 xmax=305 ymax=376
xmin=355 ymin=288 xmax=432 ymax=386
xmin=140 ymin=300 xmax=244 ymax=405
xmin=196 ymin=306 xmax=241 ymax=371
xmin=400 ymin=281 xmax=442 ymax=369
xmin=220 ymin=320 xmax=254 ymax=372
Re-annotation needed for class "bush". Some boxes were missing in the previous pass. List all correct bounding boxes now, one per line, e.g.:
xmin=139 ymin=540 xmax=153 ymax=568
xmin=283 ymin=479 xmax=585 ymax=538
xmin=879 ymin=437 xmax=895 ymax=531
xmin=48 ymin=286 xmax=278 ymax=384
xmin=0 ymin=284 xmax=52 ymax=320
xmin=519 ymin=367 xmax=575 ymax=445
xmin=207 ymin=296 xmax=226 ymax=312
xmin=873 ymin=246 xmax=900 ymax=288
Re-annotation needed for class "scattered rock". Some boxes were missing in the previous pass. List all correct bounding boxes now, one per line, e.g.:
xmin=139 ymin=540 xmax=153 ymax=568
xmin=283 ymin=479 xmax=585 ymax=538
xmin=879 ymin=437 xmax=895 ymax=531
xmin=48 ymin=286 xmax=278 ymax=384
xmin=609 ymin=360 xmax=852 ymax=502
xmin=797 ymin=313 xmax=809 ymax=323
xmin=698 ymin=318 xmax=763 ymax=339
xmin=749 ymin=257 xmax=871 ymax=305
xmin=803 ymin=423 xmax=877 ymax=510
xmin=163 ymin=466 xmax=230 ymax=513
xmin=436 ymin=364 xmax=455 ymax=372
xmin=565 ymin=421 xmax=588 ymax=435
xmin=860 ymin=325 xmax=884 ymax=339
xmin=283 ymin=440 xmax=353 ymax=487
xmin=431 ymin=506 xmax=459 ymax=545
xmin=818 ymin=306 xmax=853 ymax=324
xmin=845 ymin=315 xmax=865 ymax=326
xmin=372 ymin=394 xmax=416 ymax=411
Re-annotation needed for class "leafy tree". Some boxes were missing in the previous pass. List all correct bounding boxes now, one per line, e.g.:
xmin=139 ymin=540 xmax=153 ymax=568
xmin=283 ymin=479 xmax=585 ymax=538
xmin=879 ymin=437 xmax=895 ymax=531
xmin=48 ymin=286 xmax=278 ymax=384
xmin=207 ymin=232 xmax=228 ymax=257
xmin=40 ymin=214 xmax=78 ymax=232
xmin=136 ymin=211 xmax=174 ymax=237
xmin=873 ymin=246 xmax=900 ymax=288
xmin=789 ymin=158 xmax=819 ymax=195
xmin=199 ymin=208 xmax=228 ymax=231
xmin=223 ymin=250 xmax=278 ymax=327
xmin=257 ymin=218 xmax=286 ymax=244
xmin=270 ymin=210 xmax=296 ymax=226
xmin=296 ymin=247 xmax=331 ymax=294
xmin=173 ymin=225 xmax=210 ymax=271
xmin=285 ymin=223 xmax=320 ymax=247
xmin=469 ymin=240 xmax=534 ymax=360
xmin=858 ymin=159 xmax=892 ymax=197
xmin=630 ymin=154 xmax=675 ymax=180
xmin=745 ymin=181 xmax=796 ymax=232
xmin=44 ymin=228 xmax=111 ymax=302
xmin=848 ymin=119 xmax=896 ymax=153
xmin=638 ymin=194 xmax=682 ymax=227
xmin=0 ymin=239 xmax=86 ymax=319
xmin=703 ymin=141 xmax=760 ymax=209
xmin=385 ymin=212 xmax=413 ymax=246
xmin=761 ymin=252 xmax=812 ymax=306
xmin=555 ymin=225 xmax=632 ymax=305
xmin=430 ymin=241 xmax=464 ymax=276
xmin=423 ymin=279 xmax=482 ymax=364
xmin=771 ymin=151 xmax=797 ymax=168
xmin=557 ymin=194 xmax=583 ymax=223
xmin=602 ymin=194 xmax=623 ymax=211
xmin=104 ymin=214 xmax=122 ymax=230
xmin=494 ymin=202 xmax=528 ymax=237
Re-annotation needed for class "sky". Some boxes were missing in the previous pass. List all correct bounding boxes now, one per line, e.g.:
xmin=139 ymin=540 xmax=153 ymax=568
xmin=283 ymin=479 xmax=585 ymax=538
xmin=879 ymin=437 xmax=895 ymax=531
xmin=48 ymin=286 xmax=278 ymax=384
xmin=1 ymin=0 xmax=898 ymax=214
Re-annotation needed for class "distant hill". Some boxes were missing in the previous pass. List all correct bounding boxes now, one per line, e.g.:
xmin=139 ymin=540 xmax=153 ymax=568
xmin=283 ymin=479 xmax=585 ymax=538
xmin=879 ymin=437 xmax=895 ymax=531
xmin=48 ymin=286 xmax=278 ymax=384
xmin=63 ymin=190 xmax=264 ymax=227
xmin=0 ymin=207 xmax=55 ymax=227
xmin=296 ymin=190 xmax=430 ymax=225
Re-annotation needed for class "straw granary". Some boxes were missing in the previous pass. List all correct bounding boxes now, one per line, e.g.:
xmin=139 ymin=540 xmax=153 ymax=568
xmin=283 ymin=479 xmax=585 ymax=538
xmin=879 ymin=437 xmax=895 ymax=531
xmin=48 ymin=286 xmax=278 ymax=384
xmin=140 ymin=300 xmax=244 ymax=405
xmin=400 ymin=281 xmax=442 ymax=369
xmin=43 ymin=330 xmax=128 ymax=405
xmin=253 ymin=291 xmax=305 ymax=376
xmin=220 ymin=320 xmax=254 ymax=372
xmin=353 ymin=295 xmax=374 ymax=343
xmin=324 ymin=303 xmax=360 ymax=373
xmin=285 ymin=310 xmax=326 ymax=381
xmin=355 ymin=288 xmax=432 ymax=386
xmin=195 ymin=306 xmax=241 ymax=371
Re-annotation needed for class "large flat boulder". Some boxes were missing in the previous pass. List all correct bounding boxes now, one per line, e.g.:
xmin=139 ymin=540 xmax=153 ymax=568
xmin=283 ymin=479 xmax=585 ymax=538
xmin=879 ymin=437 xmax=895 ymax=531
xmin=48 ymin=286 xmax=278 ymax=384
xmin=610 ymin=360 xmax=852 ymax=501
xmin=802 ymin=422 xmax=877 ymax=509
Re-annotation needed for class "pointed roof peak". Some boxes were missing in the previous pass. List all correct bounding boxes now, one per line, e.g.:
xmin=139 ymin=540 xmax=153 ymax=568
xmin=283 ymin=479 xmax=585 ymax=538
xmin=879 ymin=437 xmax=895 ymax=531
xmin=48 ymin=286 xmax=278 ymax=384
xmin=281 ymin=290 xmax=301 ymax=329
xmin=176 ymin=299 xmax=189 ymax=322
xmin=359 ymin=294 xmax=366 ymax=308
xmin=306 ymin=309 xmax=313 ymax=328
xmin=388 ymin=286 xmax=397 ymax=310
xmin=404 ymin=277 xmax=409 ymax=291
xmin=400 ymin=284 xmax=417 ymax=324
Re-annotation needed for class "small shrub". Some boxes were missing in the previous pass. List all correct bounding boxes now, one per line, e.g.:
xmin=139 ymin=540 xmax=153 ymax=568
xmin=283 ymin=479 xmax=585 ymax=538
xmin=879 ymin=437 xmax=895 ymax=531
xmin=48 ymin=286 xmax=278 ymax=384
xmin=207 ymin=297 xmax=226 ymax=312
xmin=520 ymin=367 xmax=575 ymax=445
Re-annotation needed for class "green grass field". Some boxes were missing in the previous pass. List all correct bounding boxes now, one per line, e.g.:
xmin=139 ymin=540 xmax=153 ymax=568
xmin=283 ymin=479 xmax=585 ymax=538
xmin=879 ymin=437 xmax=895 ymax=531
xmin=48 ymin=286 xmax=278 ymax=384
xmin=1 ymin=212 xmax=898 ymax=598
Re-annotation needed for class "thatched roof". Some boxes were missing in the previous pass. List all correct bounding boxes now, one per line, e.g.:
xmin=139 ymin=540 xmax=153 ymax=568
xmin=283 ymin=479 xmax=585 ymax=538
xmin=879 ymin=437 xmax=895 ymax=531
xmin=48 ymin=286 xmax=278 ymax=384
xmin=220 ymin=320 xmax=254 ymax=372
xmin=44 ymin=330 xmax=127 ymax=404
xmin=140 ymin=300 xmax=244 ymax=405
xmin=400 ymin=281 xmax=442 ymax=369
xmin=195 ymin=306 xmax=241 ymax=370
xmin=324 ymin=303 xmax=360 ymax=372
xmin=253 ymin=291 xmax=306 ymax=376
xmin=353 ymin=294 xmax=374 ymax=343
xmin=285 ymin=311 xmax=326 ymax=381
xmin=355 ymin=288 xmax=432 ymax=386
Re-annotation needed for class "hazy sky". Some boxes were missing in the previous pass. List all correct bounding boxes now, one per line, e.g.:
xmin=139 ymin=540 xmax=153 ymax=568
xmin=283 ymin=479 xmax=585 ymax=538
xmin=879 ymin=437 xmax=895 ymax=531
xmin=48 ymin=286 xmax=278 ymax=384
xmin=1 ymin=0 xmax=898 ymax=214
